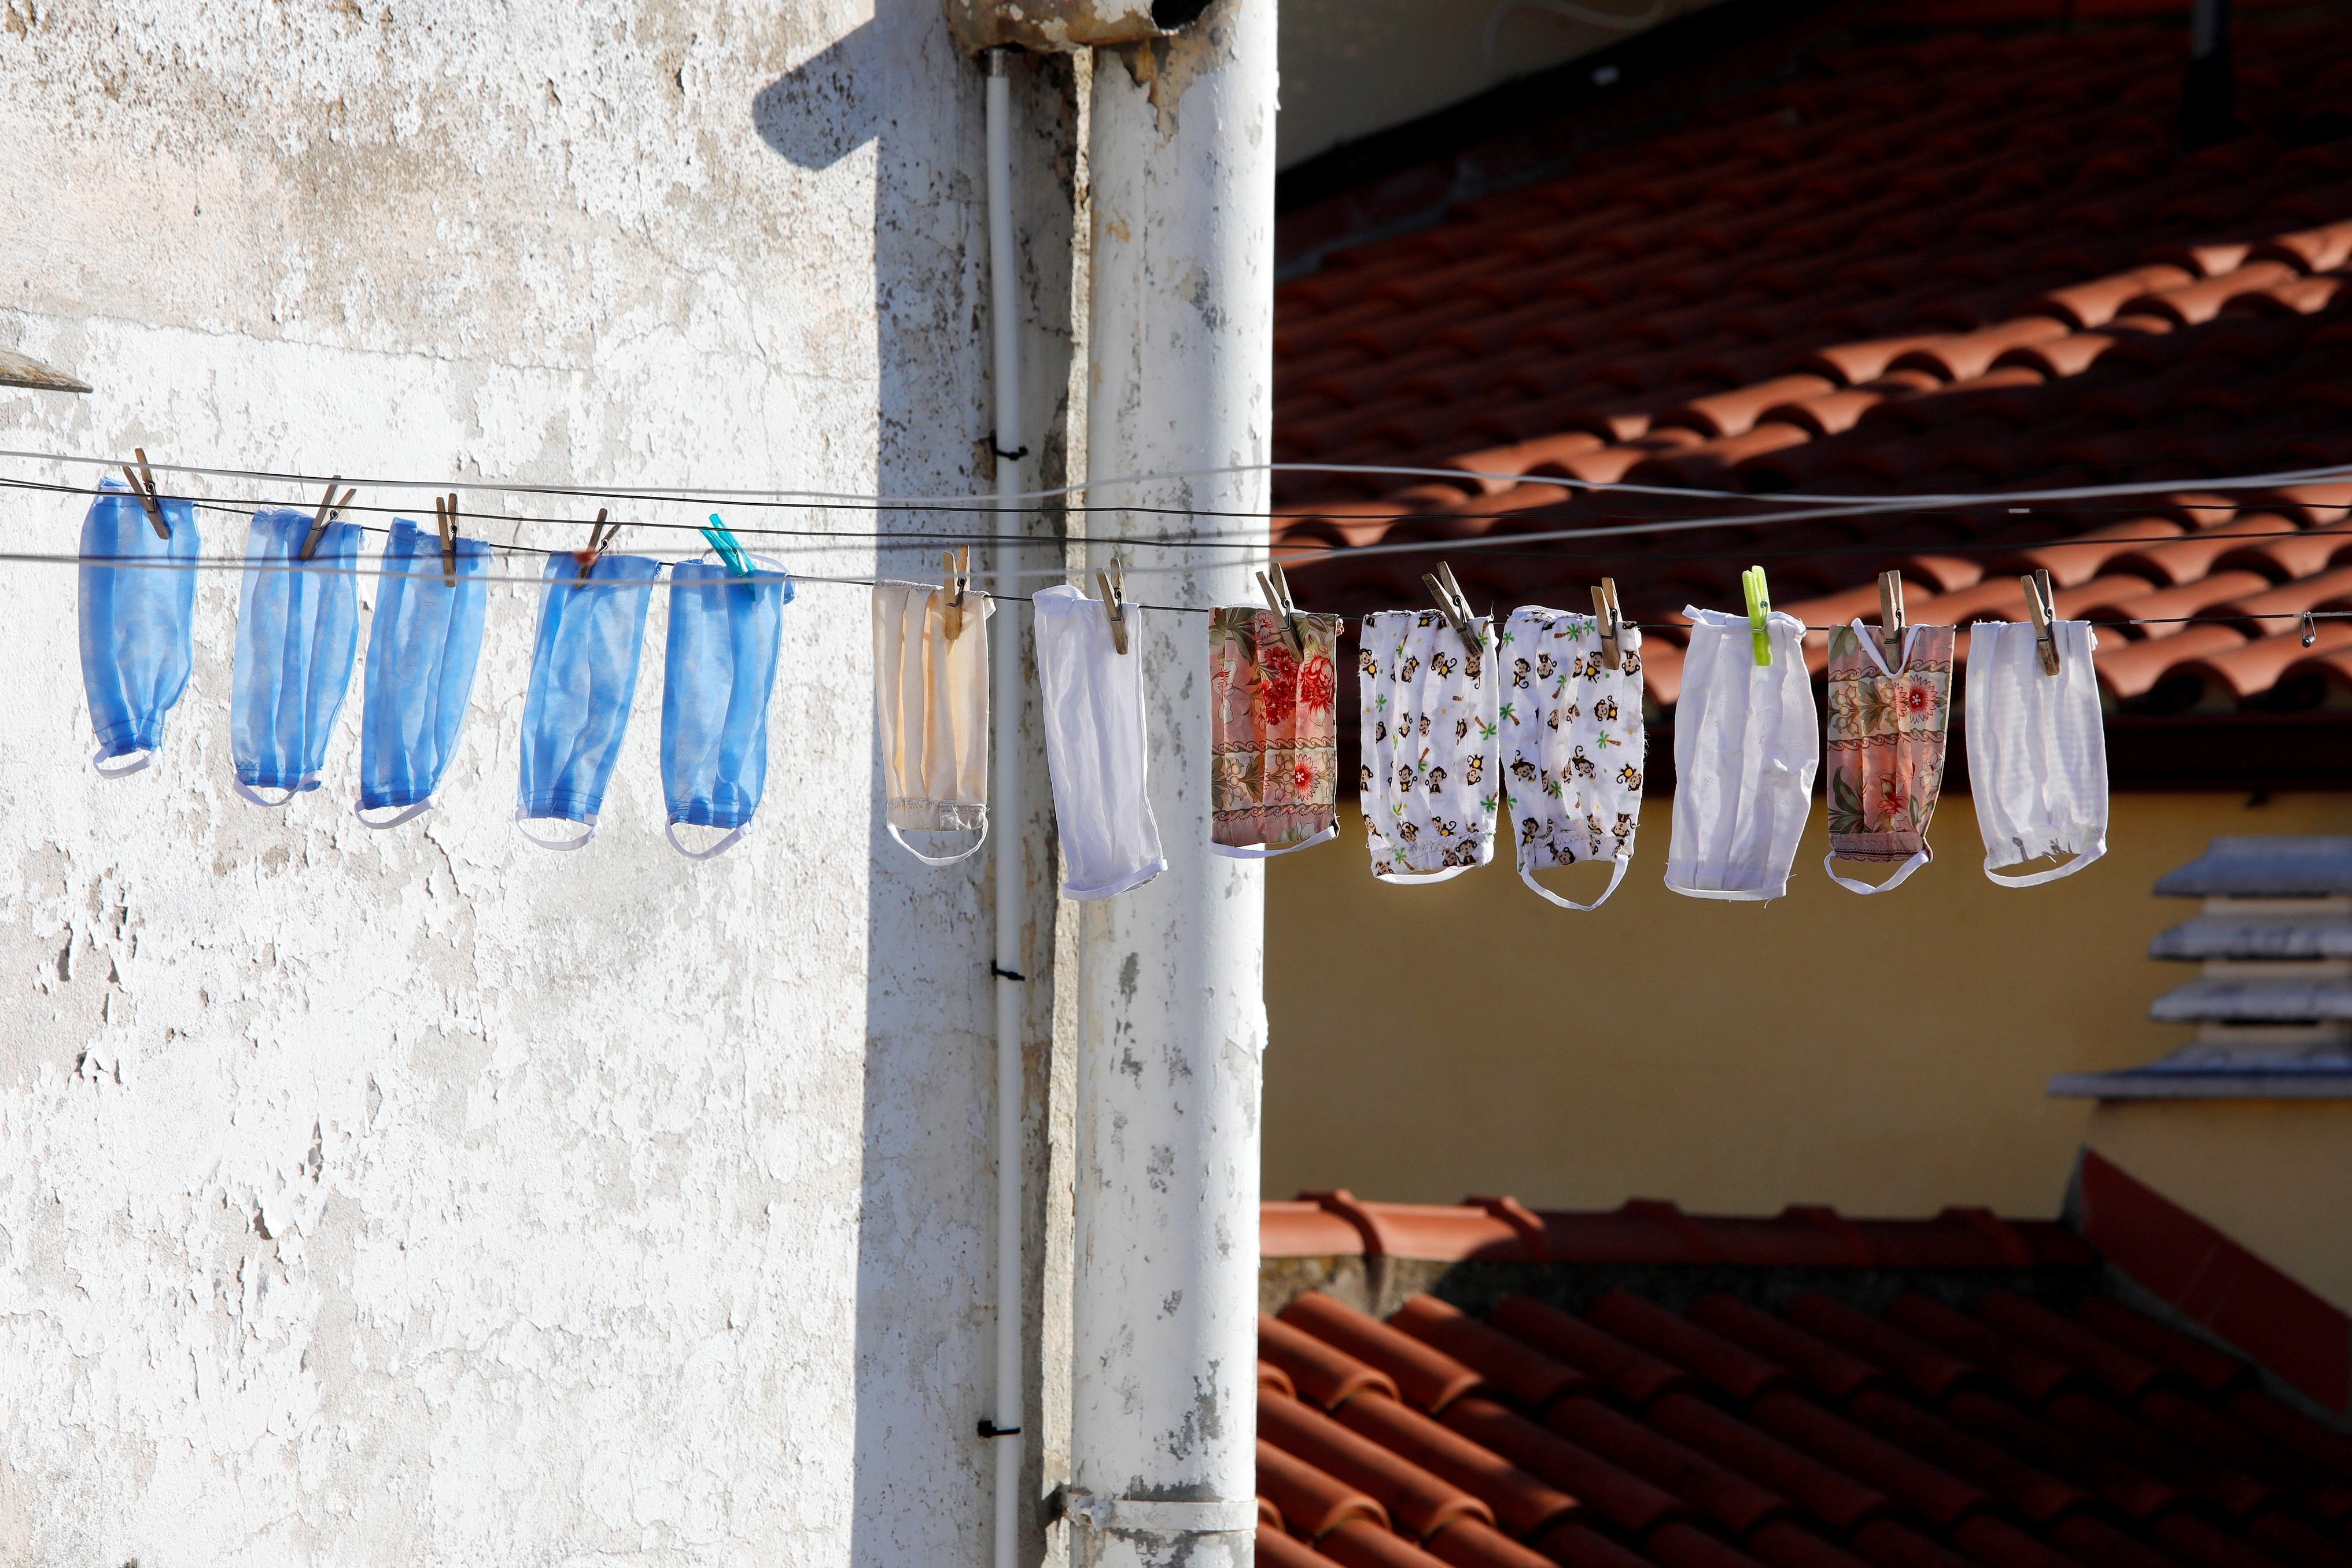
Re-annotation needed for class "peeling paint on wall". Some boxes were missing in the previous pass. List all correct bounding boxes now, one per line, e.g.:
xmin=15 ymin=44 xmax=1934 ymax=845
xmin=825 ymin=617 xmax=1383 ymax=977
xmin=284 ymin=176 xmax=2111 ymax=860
xmin=0 ymin=3 xmax=1084 ymax=1564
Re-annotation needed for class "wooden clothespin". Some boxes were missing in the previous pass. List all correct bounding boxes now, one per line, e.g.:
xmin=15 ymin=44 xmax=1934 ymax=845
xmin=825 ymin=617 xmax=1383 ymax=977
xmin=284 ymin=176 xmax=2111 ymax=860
xmin=433 ymin=493 xmax=460 ymax=587
xmin=1742 ymin=565 xmax=1774 ymax=667
xmin=1421 ymin=560 xmax=1479 ymax=647
xmin=1096 ymin=562 xmax=1129 ymax=654
xmin=117 ymin=447 xmax=170 ymax=540
xmin=300 ymin=477 xmax=356 ymax=562
xmin=942 ymin=547 xmax=973 ymax=640
xmin=1256 ymin=560 xmax=1307 ymax=657
xmin=577 ymin=507 xmax=621 ymax=580
xmin=1877 ymin=570 xmax=1907 ymax=665
xmin=2019 ymin=567 xmax=2061 ymax=675
xmin=1589 ymin=576 xmax=1625 ymax=669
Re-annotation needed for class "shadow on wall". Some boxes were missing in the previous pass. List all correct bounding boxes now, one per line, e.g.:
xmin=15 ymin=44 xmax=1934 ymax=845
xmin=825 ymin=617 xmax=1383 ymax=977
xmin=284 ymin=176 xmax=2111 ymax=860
xmin=758 ymin=16 xmax=1003 ymax=1566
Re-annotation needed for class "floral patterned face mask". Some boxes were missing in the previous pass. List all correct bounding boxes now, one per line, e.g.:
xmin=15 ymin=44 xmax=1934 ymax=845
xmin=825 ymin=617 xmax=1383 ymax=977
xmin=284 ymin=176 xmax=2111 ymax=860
xmin=1208 ymin=608 xmax=1342 ymax=858
xmin=1823 ymin=619 xmax=1956 ymax=895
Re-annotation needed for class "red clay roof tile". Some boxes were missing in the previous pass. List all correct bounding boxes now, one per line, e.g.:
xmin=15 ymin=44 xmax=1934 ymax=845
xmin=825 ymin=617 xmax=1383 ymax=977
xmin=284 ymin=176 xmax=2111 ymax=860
xmin=1394 ymin=1295 xmax=1596 ymax=1414
xmin=1589 ymin=1292 xmax=1795 ymax=1405
xmin=1647 ymin=1393 xmax=1896 ymax=1534
xmin=1334 ymin=1393 xmax=1585 ymax=1541
xmin=1442 ymin=1396 xmax=1694 ymax=1538
xmin=1265 ymin=1388 xmax=1500 ymax=1543
xmin=1260 ymin=1520 xmax=1329 ymax=1567
xmin=1263 ymin=1436 xmax=1395 ymax=1541
xmin=1288 ymin=1293 xmax=1497 ymax=1415
xmin=1324 ymin=1517 xmax=1458 ymax=1568
xmin=1265 ymin=1311 xmax=1407 ymax=1411
xmin=1270 ymin=6 xmax=2352 ymax=751
xmin=1492 ymin=1297 xmax=1697 ymax=1408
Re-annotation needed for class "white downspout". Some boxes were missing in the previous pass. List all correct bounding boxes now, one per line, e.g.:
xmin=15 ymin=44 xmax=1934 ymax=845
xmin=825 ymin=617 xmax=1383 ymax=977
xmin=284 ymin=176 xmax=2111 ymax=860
xmin=1069 ymin=2 xmax=1277 ymax=1565
xmin=985 ymin=43 xmax=1026 ymax=1568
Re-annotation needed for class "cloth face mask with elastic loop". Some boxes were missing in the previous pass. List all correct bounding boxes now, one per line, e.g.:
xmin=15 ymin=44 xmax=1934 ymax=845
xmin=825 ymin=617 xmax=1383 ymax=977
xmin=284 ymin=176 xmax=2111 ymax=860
xmin=355 ymin=516 xmax=491 ymax=828
xmin=1359 ymin=608 xmax=1501 ymax=883
xmin=661 ymin=556 xmax=790 ymax=860
xmin=1822 ymin=619 xmax=1955 ymax=896
xmin=1032 ymin=582 xmax=1165 ymax=901
xmin=79 ymin=477 xmax=200 ymax=777
xmin=515 ymin=552 xmax=661 ymax=850
xmin=1663 ymin=606 xmax=1818 ymax=902
xmin=1966 ymin=618 xmax=2108 ymax=886
xmin=1500 ymin=607 xmax=1645 ymax=910
xmin=1207 ymin=606 xmax=1343 ymax=859
xmin=230 ymin=508 xmax=363 ymax=807
xmin=872 ymin=581 xmax=994 ymax=867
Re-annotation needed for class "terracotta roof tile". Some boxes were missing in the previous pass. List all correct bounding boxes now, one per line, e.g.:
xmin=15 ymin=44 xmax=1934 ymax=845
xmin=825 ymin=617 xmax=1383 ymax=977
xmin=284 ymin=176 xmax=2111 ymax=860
xmin=1286 ymin=1292 xmax=1498 ymax=1416
xmin=1270 ymin=6 xmax=2352 ymax=755
xmin=1259 ymin=1200 xmax=2352 ymax=1568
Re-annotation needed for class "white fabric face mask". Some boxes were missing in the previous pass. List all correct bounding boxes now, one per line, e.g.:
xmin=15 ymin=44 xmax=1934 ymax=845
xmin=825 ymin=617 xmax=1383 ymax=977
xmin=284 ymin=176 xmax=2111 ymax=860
xmin=1033 ymin=583 xmax=1166 ymax=901
xmin=1501 ymin=607 xmax=1646 ymax=910
xmin=1359 ymin=609 xmax=1501 ymax=883
xmin=873 ymin=584 xmax=996 ymax=866
xmin=1966 ymin=618 xmax=2107 ymax=886
xmin=1664 ymin=606 xmax=1819 ymax=902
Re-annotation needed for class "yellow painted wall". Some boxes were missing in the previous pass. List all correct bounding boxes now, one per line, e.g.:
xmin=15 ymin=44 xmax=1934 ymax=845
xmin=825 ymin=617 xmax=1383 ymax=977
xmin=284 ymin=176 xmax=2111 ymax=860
xmin=1264 ymin=792 xmax=2352 ymax=1219
xmin=2088 ymin=1102 xmax=2352 ymax=1314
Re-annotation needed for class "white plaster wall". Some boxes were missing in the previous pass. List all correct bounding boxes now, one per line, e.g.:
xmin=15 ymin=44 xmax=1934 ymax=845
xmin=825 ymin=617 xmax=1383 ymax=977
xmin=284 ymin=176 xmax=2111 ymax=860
xmin=0 ymin=3 xmax=1079 ymax=1564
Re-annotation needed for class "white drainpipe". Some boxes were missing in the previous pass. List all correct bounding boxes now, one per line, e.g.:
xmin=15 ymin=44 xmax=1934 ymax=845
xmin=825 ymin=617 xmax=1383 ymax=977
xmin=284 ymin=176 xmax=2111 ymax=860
xmin=985 ymin=43 xmax=1027 ymax=1568
xmin=1069 ymin=2 xmax=1277 ymax=1564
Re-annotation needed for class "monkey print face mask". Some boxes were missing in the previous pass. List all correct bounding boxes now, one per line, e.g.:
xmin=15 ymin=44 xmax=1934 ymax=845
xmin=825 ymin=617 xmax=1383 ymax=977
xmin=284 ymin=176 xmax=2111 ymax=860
xmin=1499 ymin=606 xmax=1645 ymax=911
xmin=1358 ymin=609 xmax=1499 ymax=883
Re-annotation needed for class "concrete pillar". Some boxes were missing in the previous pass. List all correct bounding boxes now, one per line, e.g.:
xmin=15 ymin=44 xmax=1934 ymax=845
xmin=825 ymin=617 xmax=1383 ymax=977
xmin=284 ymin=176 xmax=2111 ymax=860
xmin=1069 ymin=1 xmax=1276 ymax=1564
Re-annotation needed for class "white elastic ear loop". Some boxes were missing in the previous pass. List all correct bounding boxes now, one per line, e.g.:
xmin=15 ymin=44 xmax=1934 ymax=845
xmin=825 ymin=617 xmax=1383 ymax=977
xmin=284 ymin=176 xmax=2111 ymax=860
xmin=91 ymin=747 xmax=154 ymax=779
xmin=515 ymin=810 xmax=598 ymax=851
xmin=1521 ymin=854 xmax=1630 ymax=911
xmin=1985 ymin=839 xmax=2106 ymax=887
xmin=888 ymin=820 xmax=990 ymax=868
xmin=233 ymin=780 xmax=305 ymax=809
xmin=354 ymin=801 xmax=435 ymax=829
xmin=668 ymin=820 xmax=753 ymax=861
xmin=1209 ymin=821 xmax=1340 ymax=860
xmin=1824 ymin=846 xmax=1930 ymax=895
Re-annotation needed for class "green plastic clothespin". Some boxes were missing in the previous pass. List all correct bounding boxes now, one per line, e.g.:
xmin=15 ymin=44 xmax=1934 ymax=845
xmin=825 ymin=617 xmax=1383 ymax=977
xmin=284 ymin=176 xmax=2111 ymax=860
xmin=701 ymin=512 xmax=754 ymax=577
xmin=1742 ymin=565 xmax=1773 ymax=667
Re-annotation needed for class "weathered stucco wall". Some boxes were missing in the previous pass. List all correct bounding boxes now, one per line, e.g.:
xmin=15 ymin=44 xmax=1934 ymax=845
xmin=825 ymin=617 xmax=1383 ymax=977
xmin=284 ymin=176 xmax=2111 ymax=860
xmin=0 ymin=3 xmax=1082 ymax=1564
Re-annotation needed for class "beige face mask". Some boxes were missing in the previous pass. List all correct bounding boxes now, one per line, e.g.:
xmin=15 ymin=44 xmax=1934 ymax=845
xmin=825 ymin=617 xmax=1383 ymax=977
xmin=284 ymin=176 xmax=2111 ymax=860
xmin=873 ymin=584 xmax=994 ymax=865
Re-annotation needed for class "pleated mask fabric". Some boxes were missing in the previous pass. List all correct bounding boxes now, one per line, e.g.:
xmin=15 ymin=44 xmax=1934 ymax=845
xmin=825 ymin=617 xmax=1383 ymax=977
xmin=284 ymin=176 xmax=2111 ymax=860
xmin=872 ymin=582 xmax=994 ymax=866
xmin=1822 ymin=621 xmax=1956 ymax=896
xmin=1966 ymin=618 xmax=2108 ymax=886
xmin=1358 ymin=609 xmax=1501 ymax=883
xmin=79 ymin=477 xmax=200 ymax=777
xmin=661 ymin=558 xmax=791 ymax=859
xmin=1664 ymin=606 xmax=1819 ymax=901
xmin=356 ymin=517 xmax=491 ymax=827
xmin=515 ymin=552 xmax=661 ymax=848
xmin=1499 ymin=606 xmax=1645 ymax=910
xmin=1208 ymin=607 xmax=1342 ymax=858
xmin=230 ymin=507 xmax=363 ymax=806
xmin=1032 ymin=582 xmax=1164 ymax=900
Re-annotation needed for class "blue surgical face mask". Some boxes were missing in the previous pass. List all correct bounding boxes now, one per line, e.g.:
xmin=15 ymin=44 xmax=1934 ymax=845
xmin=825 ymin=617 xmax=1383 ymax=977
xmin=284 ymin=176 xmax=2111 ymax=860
xmin=516 ymin=552 xmax=660 ymax=848
xmin=356 ymin=517 xmax=492 ymax=827
xmin=79 ymin=478 xmax=201 ymax=776
xmin=661 ymin=558 xmax=791 ymax=858
xmin=231 ymin=507 xmax=362 ymax=805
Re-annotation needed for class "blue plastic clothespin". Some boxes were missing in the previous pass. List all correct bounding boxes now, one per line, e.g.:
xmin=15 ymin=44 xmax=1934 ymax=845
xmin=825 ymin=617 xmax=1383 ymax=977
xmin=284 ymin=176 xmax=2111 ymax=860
xmin=701 ymin=512 xmax=754 ymax=577
xmin=1742 ymin=565 xmax=1773 ymax=667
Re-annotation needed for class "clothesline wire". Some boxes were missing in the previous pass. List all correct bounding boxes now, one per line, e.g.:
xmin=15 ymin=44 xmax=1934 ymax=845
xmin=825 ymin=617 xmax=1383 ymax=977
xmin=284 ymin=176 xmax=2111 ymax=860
xmin=11 ymin=470 xmax=2352 ymax=588
xmin=6 ymin=443 xmax=2350 ymax=525
xmin=20 ymin=473 xmax=2352 ymax=584
xmin=15 ymin=551 xmax=2349 ymax=640
xmin=5 ymin=470 xmax=2336 ymax=545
